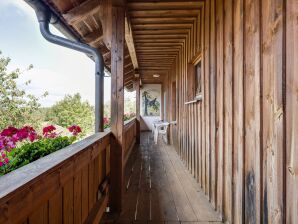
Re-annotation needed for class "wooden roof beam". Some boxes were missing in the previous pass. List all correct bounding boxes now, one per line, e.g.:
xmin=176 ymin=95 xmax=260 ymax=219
xmin=82 ymin=29 xmax=103 ymax=47
xmin=130 ymin=17 xmax=196 ymax=24
xmin=133 ymin=29 xmax=190 ymax=35
xmin=132 ymin=23 xmax=193 ymax=30
xmin=127 ymin=2 xmax=203 ymax=10
xmin=125 ymin=16 xmax=139 ymax=69
xmin=63 ymin=0 xmax=101 ymax=25
xmin=130 ymin=10 xmax=199 ymax=18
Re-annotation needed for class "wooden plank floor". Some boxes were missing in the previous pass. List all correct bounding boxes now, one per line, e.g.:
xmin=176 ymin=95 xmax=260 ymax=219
xmin=101 ymin=132 xmax=222 ymax=224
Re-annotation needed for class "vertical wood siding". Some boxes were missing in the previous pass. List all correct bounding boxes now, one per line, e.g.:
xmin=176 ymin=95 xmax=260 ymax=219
xmin=168 ymin=0 xmax=298 ymax=223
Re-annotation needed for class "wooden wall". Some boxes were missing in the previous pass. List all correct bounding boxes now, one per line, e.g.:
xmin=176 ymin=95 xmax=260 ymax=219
xmin=167 ymin=0 xmax=298 ymax=223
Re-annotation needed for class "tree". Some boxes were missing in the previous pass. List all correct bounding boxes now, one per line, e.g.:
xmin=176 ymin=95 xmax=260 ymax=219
xmin=45 ymin=93 xmax=94 ymax=136
xmin=0 ymin=51 xmax=47 ymax=130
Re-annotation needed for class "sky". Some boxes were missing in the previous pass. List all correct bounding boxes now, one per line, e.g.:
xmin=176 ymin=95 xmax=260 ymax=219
xmin=0 ymin=0 xmax=117 ymax=107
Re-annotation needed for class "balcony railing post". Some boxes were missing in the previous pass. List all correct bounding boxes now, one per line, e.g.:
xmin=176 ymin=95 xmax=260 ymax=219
xmin=135 ymin=75 xmax=141 ymax=144
xmin=110 ymin=5 xmax=125 ymax=213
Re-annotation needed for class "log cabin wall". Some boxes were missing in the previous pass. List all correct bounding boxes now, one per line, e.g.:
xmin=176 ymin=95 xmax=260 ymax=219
xmin=166 ymin=0 xmax=298 ymax=223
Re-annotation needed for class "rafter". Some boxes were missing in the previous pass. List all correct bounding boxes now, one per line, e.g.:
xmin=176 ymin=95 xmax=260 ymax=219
xmin=125 ymin=16 xmax=139 ymax=69
xmin=63 ymin=0 xmax=101 ymax=25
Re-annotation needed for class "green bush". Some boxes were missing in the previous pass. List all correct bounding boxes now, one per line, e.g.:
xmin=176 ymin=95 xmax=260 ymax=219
xmin=1 ymin=136 xmax=75 ymax=175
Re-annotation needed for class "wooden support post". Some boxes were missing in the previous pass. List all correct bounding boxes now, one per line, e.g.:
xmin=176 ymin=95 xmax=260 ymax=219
xmin=135 ymin=76 xmax=141 ymax=144
xmin=110 ymin=5 xmax=125 ymax=213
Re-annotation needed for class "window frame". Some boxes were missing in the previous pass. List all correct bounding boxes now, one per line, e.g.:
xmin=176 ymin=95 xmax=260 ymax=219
xmin=186 ymin=52 xmax=202 ymax=102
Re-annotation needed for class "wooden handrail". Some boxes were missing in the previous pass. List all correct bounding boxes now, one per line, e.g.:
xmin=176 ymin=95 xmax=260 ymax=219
xmin=124 ymin=117 xmax=136 ymax=127
xmin=123 ymin=118 xmax=137 ymax=166
xmin=0 ymin=131 xmax=111 ymax=224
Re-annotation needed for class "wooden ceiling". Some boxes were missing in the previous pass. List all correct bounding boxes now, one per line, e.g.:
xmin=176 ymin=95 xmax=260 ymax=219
xmin=127 ymin=0 xmax=203 ymax=84
xmin=43 ymin=0 xmax=203 ymax=88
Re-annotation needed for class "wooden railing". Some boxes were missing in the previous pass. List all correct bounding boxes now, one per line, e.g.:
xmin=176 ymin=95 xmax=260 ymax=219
xmin=123 ymin=118 xmax=137 ymax=166
xmin=0 ymin=132 xmax=111 ymax=224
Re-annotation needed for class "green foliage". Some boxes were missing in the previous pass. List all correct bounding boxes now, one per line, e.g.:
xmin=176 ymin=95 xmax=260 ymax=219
xmin=0 ymin=52 xmax=47 ymax=130
xmin=45 ymin=93 xmax=94 ymax=136
xmin=1 ymin=136 xmax=75 ymax=175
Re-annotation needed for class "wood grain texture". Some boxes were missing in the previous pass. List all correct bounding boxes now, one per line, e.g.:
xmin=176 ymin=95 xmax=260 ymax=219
xmin=0 ymin=133 xmax=110 ymax=224
xmin=110 ymin=5 xmax=125 ymax=213
xmin=286 ymin=0 xmax=298 ymax=223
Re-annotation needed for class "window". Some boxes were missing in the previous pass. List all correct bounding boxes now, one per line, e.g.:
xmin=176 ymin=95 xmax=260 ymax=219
xmin=195 ymin=60 xmax=202 ymax=97
xmin=187 ymin=52 xmax=202 ymax=102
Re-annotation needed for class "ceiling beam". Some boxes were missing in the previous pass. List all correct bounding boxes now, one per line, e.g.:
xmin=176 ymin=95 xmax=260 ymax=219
xmin=82 ymin=29 xmax=103 ymax=47
xmin=63 ymin=0 xmax=101 ymax=25
xmin=132 ymin=23 xmax=193 ymax=30
xmin=133 ymin=29 xmax=190 ymax=35
xmin=125 ymin=16 xmax=139 ymax=69
xmin=127 ymin=2 xmax=203 ymax=10
xmin=134 ymin=34 xmax=188 ymax=39
xmin=135 ymin=39 xmax=186 ymax=43
xmin=129 ymin=10 xmax=199 ymax=18
xmin=130 ymin=17 xmax=196 ymax=24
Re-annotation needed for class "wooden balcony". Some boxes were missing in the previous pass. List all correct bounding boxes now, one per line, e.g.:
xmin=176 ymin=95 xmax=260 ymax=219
xmin=0 ymin=119 xmax=137 ymax=224
xmin=101 ymin=132 xmax=222 ymax=223
xmin=3 ymin=0 xmax=298 ymax=223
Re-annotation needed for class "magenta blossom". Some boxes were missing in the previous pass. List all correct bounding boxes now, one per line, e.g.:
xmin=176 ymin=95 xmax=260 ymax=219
xmin=1 ymin=127 xmax=18 ymax=137
xmin=0 ymin=136 xmax=15 ymax=151
xmin=43 ymin=125 xmax=56 ymax=135
xmin=43 ymin=125 xmax=57 ymax=138
xmin=18 ymin=126 xmax=38 ymax=142
xmin=68 ymin=125 xmax=82 ymax=136
xmin=0 ymin=151 xmax=9 ymax=167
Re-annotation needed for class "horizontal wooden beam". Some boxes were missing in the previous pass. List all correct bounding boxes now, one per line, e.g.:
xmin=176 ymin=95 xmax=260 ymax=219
xmin=132 ymin=23 xmax=193 ymax=30
xmin=82 ymin=29 xmax=103 ymax=47
xmin=136 ymin=45 xmax=182 ymax=49
xmin=124 ymin=62 xmax=133 ymax=69
xmin=135 ymin=42 xmax=184 ymax=46
xmin=63 ymin=0 xmax=101 ymax=24
xmin=135 ymin=39 xmax=186 ymax=43
xmin=128 ymin=2 xmax=203 ymax=10
xmin=134 ymin=34 xmax=188 ymax=39
xmin=129 ymin=10 xmax=199 ymax=18
xmin=130 ymin=17 xmax=196 ymax=24
xmin=133 ymin=29 xmax=190 ymax=35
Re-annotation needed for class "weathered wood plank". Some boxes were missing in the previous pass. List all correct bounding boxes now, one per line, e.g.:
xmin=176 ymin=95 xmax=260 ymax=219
xmin=262 ymin=0 xmax=285 ymax=223
xmin=223 ymin=0 xmax=233 ymax=222
xmin=286 ymin=0 xmax=298 ymax=223
xmin=203 ymin=0 xmax=211 ymax=197
xmin=244 ymin=0 xmax=261 ymax=223
xmin=209 ymin=0 xmax=217 ymax=208
xmin=215 ymin=0 xmax=224 ymax=214
xmin=232 ymin=0 xmax=244 ymax=223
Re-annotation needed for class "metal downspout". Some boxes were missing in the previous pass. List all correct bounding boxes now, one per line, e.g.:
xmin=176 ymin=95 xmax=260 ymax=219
xmin=25 ymin=0 xmax=104 ymax=132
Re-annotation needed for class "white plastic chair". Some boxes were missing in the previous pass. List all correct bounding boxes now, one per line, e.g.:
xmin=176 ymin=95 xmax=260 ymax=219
xmin=154 ymin=122 xmax=170 ymax=144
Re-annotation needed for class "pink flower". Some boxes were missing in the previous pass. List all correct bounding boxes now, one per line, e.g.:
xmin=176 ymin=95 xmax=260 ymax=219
xmin=1 ymin=127 xmax=18 ymax=137
xmin=28 ymin=132 xmax=38 ymax=142
xmin=0 ymin=136 xmax=15 ymax=151
xmin=0 ymin=151 xmax=9 ymax=167
xmin=43 ymin=125 xmax=56 ymax=135
xmin=68 ymin=125 xmax=82 ymax=136
xmin=103 ymin=117 xmax=110 ymax=125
